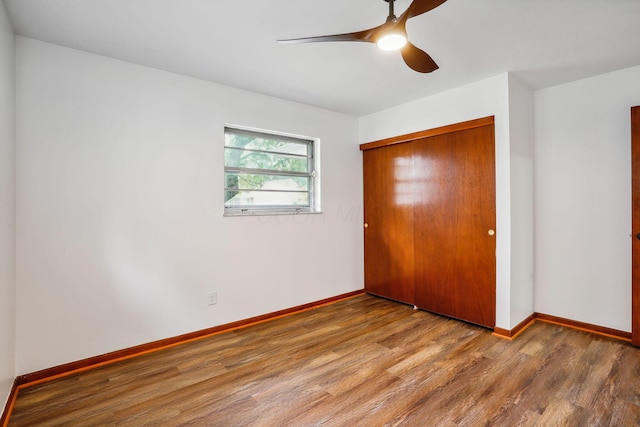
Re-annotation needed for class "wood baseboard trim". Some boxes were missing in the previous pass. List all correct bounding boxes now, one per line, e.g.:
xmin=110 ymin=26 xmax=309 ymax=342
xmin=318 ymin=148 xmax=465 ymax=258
xmin=493 ymin=313 xmax=537 ymax=340
xmin=535 ymin=312 xmax=632 ymax=342
xmin=1 ymin=378 xmax=18 ymax=427
xmin=493 ymin=312 xmax=632 ymax=343
xmin=15 ymin=290 xmax=365 ymax=390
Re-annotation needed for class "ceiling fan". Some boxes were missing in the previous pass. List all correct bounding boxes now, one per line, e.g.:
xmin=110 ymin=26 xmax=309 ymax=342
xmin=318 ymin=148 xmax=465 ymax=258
xmin=278 ymin=0 xmax=447 ymax=73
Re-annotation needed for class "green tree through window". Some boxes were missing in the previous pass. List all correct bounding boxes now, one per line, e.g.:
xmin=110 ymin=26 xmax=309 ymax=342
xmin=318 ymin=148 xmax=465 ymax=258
xmin=224 ymin=127 xmax=318 ymax=215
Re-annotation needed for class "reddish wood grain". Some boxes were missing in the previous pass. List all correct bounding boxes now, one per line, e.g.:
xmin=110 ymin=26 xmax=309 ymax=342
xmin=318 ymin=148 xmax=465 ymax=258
xmin=363 ymin=143 xmax=416 ymax=303
xmin=413 ymin=123 xmax=496 ymax=328
xmin=361 ymin=117 xmax=496 ymax=328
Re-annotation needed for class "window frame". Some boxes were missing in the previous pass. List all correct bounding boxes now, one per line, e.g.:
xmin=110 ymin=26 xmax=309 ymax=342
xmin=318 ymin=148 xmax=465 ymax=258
xmin=223 ymin=126 xmax=321 ymax=216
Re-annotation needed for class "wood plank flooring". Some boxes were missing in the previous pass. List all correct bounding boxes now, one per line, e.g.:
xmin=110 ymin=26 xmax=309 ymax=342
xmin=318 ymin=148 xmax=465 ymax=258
xmin=8 ymin=294 xmax=640 ymax=426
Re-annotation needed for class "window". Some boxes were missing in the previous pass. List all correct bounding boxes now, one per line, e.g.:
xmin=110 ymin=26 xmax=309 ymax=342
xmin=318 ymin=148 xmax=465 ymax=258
xmin=224 ymin=127 xmax=319 ymax=215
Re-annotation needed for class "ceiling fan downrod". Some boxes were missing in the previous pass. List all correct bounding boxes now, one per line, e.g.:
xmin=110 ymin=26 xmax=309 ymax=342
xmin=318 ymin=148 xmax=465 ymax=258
xmin=384 ymin=0 xmax=398 ymax=22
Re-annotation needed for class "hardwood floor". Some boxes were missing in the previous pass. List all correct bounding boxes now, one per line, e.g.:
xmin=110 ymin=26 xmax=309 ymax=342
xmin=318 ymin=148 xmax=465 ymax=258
xmin=8 ymin=294 xmax=640 ymax=426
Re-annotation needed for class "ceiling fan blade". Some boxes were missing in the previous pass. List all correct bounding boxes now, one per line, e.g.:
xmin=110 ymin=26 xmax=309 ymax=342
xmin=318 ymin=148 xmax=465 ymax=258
xmin=401 ymin=42 xmax=439 ymax=73
xmin=278 ymin=26 xmax=382 ymax=44
xmin=401 ymin=0 xmax=448 ymax=21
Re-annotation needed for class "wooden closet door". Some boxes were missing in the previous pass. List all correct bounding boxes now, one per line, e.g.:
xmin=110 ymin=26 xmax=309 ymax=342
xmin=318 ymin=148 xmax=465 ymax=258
xmin=413 ymin=124 xmax=496 ymax=328
xmin=363 ymin=143 xmax=415 ymax=304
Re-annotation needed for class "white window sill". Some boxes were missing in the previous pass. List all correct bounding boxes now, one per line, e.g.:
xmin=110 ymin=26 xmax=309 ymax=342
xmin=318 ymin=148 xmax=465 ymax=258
xmin=223 ymin=209 xmax=323 ymax=217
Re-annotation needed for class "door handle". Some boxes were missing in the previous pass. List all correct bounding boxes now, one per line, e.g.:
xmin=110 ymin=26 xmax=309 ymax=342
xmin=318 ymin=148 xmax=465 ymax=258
xmin=636 ymin=233 xmax=640 ymax=240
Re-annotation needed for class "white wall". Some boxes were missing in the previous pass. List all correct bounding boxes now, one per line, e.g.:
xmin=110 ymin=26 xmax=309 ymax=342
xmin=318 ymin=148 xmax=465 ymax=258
xmin=535 ymin=65 xmax=640 ymax=331
xmin=0 ymin=0 xmax=16 ymax=409
xmin=15 ymin=37 xmax=362 ymax=374
xmin=12 ymin=29 xmax=637 ymax=380
xmin=508 ymin=74 xmax=535 ymax=326
xmin=359 ymin=73 xmax=529 ymax=330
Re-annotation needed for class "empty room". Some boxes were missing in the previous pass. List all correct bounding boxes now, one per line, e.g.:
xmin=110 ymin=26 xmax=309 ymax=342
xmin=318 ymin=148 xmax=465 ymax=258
xmin=1 ymin=0 xmax=640 ymax=425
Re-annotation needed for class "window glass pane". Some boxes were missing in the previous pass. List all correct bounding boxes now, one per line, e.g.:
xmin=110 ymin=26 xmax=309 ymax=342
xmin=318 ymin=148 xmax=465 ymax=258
xmin=223 ymin=127 xmax=317 ymax=215
xmin=224 ymin=148 xmax=309 ymax=173
xmin=225 ymin=172 xmax=309 ymax=192
xmin=225 ymin=191 xmax=309 ymax=207
xmin=225 ymin=133 xmax=309 ymax=157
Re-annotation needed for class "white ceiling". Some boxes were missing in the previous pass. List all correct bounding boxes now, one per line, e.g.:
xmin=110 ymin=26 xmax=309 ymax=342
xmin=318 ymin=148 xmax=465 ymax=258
xmin=4 ymin=0 xmax=640 ymax=117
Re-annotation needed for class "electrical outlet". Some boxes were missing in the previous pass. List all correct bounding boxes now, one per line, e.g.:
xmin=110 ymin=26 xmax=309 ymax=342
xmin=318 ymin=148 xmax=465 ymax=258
xmin=207 ymin=290 xmax=217 ymax=306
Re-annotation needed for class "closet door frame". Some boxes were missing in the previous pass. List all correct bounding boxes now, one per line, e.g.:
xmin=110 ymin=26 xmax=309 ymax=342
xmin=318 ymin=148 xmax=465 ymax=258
xmin=361 ymin=117 xmax=495 ymax=151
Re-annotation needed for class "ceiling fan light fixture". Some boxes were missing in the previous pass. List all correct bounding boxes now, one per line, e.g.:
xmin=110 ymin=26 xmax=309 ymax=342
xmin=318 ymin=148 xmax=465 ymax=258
xmin=376 ymin=32 xmax=407 ymax=51
xmin=278 ymin=0 xmax=445 ymax=73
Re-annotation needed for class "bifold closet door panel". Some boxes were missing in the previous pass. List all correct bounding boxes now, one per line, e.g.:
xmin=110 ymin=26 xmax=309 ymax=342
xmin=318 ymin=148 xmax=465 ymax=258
xmin=413 ymin=124 xmax=496 ymax=328
xmin=363 ymin=143 xmax=416 ymax=304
